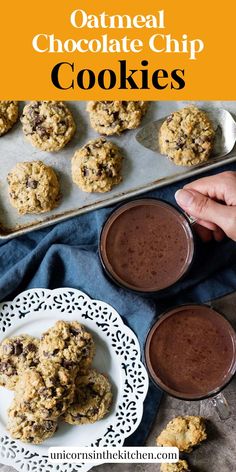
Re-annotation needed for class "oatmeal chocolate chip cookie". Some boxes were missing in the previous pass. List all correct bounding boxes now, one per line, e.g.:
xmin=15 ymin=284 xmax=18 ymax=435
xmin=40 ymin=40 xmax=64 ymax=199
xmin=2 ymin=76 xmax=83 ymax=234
xmin=159 ymin=106 xmax=215 ymax=166
xmin=14 ymin=367 xmax=75 ymax=420
xmin=63 ymin=369 xmax=113 ymax=425
xmin=87 ymin=101 xmax=148 ymax=135
xmin=160 ymin=460 xmax=191 ymax=472
xmin=39 ymin=320 xmax=95 ymax=373
xmin=71 ymin=137 xmax=123 ymax=193
xmin=0 ymin=335 xmax=39 ymax=390
xmin=21 ymin=100 xmax=76 ymax=151
xmin=0 ymin=101 xmax=19 ymax=136
xmin=7 ymin=160 xmax=60 ymax=215
xmin=156 ymin=416 xmax=207 ymax=452
xmin=8 ymin=400 xmax=57 ymax=444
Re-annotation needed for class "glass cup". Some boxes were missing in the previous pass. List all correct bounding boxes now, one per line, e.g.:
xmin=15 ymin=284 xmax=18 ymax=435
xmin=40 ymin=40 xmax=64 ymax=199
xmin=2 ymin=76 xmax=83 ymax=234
xmin=99 ymin=198 xmax=195 ymax=295
xmin=145 ymin=304 xmax=236 ymax=420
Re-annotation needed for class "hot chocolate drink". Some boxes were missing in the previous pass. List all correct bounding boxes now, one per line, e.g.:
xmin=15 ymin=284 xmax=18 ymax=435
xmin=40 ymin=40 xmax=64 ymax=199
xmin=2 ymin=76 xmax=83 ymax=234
xmin=100 ymin=199 xmax=194 ymax=293
xmin=145 ymin=304 xmax=236 ymax=400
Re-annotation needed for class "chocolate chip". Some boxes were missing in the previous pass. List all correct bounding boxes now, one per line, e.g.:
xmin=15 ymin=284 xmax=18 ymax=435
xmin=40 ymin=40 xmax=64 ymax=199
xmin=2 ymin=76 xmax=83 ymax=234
xmin=19 ymin=414 xmax=27 ymax=421
xmin=96 ymin=163 xmax=104 ymax=177
xmin=82 ymin=167 xmax=89 ymax=177
xmin=62 ymin=359 xmax=74 ymax=369
xmin=52 ymin=348 xmax=60 ymax=355
xmin=3 ymin=344 xmax=14 ymax=355
xmin=75 ymin=414 xmax=83 ymax=419
xmin=0 ymin=361 xmax=8 ymax=372
xmin=23 ymin=401 xmax=32 ymax=408
xmin=14 ymin=342 xmax=23 ymax=356
xmin=37 ymin=127 xmax=49 ymax=138
xmin=26 ymin=179 xmax=38 ymax=189
xmin=112 ymin=112 xmax=119 ymax=121
xmin=44 ymin=420 xmax=55 ymax=432
xmin=106 ymin=169 xmax=113 ymax=178
xmin=32 ymin=425 xmax=40 ymax=433
xmin=0 ymin=361 xmax=16 ymax=375
xmin=42 ymin=351 xmax=51 ymax=358
xmin=56 ymin=402 xmax=64 ymax=411
xmin=50 ymin=387 xmax=57 ymax=396
xmin=69 ymin=328 xmax=81 ymax=336
xmin=175 ymin=138 xmax=185 ymax=150
xmin=26 ymin=343 xmax=37 ymax=353
xmin=33 ymin=116 xmax=44 ymax=127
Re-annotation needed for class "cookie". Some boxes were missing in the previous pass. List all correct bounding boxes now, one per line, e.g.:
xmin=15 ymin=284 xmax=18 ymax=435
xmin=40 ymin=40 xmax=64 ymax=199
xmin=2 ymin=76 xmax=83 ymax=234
xmin=8 ymin=400 xmax=57 ymax=444
xmin=21 ymin=101 xmax=76 ymax=151
xmin=160 ymin=460 xmax=191 ymax=472
xmin=7 ymin=160 xmax=60 ymax=215
xmin=71 ymin=137 xmax=123 ymax=193
xmin=0 ymin=101 xmax=18 ymax=136
xmin=39 ymin=320 xmax=95 ymax=373
xmin=156 ymin=416 xmax=207 ymax=452
xmin=14 ymin=367 xmax=75 ymax=420
xmin=63 ymin=369 xmax=112 ymax=425
xmin=159 ymin=106 xmax=215 ymax=166
xmin=0 ymin=335 xmax=39 ymax=390
xmin=87 ymin=101 xmax=147 ymax=135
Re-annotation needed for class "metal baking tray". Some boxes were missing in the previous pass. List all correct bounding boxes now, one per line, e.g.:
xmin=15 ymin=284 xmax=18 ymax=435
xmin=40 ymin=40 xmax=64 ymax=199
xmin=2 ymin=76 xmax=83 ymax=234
xmin=0 ymin=100 xmax=236 ymax=240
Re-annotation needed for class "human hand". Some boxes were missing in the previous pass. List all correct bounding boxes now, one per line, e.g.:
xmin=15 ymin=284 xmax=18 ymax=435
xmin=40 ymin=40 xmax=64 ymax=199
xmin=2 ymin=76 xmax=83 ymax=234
xmin=175 ymin=171 xmax=236 ymax=242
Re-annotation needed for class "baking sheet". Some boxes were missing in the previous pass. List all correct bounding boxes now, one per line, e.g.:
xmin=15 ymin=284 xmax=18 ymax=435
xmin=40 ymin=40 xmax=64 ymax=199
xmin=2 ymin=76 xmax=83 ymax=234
xmin=0 ymin=100 xmax=236 ymax=239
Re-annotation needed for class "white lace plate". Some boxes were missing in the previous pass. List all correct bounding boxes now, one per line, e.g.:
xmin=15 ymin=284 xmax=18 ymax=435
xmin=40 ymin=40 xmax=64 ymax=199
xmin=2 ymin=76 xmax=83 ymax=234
xmin=0 ymin=288 xmax=149 ymax=472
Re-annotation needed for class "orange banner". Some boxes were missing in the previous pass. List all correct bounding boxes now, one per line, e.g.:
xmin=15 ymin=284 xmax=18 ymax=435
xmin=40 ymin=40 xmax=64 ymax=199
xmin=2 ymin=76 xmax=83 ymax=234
xmin=0 ymin=0 xmax=235 ymax=99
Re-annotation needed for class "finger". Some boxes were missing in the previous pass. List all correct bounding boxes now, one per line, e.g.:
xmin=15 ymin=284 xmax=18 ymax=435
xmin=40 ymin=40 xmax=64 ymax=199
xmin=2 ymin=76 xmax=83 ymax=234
xmin=193 ymin=218 xmax=219 ymax=231
xmin=184 ymin=171 xmax=236 ymax=204
xmin=175 ymin=189 xmax=235 ymax=234
xmin=194 ymin=224 xmax=213 ymax=242
xmin=213 ymin=228 xmax=225 ymax=241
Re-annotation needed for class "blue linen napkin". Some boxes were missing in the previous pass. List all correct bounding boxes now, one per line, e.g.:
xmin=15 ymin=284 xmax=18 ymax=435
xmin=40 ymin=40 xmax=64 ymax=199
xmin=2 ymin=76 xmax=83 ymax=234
xmin=0 ymin=162 xmax=236 ymax=446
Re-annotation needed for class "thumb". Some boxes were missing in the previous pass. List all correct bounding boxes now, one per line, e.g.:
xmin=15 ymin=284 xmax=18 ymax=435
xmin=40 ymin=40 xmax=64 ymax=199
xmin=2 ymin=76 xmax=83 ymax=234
xmin=175 ymin=188 xmax=236 ymax=239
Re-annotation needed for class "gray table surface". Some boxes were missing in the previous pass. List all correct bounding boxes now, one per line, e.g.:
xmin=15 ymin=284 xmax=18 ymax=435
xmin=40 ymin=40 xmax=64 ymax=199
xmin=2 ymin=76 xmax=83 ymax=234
xmin=1 ymin=292 xmax=236 ymax=472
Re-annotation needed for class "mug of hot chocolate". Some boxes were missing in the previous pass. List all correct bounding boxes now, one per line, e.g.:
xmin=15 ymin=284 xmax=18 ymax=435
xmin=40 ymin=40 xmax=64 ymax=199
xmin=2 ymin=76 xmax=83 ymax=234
xmin=145 ymin=304 xmax=236 ymax=419
xmin=99 ymin=198 xmax=195 ymax=294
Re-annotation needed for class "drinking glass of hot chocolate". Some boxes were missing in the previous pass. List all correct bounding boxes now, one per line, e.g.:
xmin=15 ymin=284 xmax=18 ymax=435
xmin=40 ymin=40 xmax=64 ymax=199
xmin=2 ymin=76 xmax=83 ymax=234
xmin=145 ymin=304 xmax=236 ymax=419
xmin=99 ymin=198 xmax=195 ymax=294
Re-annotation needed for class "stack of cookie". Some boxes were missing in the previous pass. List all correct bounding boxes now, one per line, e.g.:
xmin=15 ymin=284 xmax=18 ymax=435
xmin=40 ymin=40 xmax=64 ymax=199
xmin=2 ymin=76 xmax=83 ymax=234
xmin=0 ymin=320 xmax=113 ymax=444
